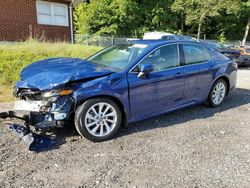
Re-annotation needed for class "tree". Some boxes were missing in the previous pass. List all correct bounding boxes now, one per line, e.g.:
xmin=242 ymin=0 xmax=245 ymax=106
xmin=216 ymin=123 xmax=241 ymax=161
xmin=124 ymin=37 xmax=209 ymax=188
xmin=242 ymin=0 xmax=250 ymax=45
xmin=74 ymin=0 xmax=249 ymax=41
xmin=74 ymin=0 xmax=139 ymax=36
xmin=242 ymin=17 xmax=250 ymax=45
xmin=172 ymin=0 xmax=241 ymax=39
xmin=134 ymin=0 xmax=178 ymax=35
xmin=74 ymin=0 xmax=178 ymax=37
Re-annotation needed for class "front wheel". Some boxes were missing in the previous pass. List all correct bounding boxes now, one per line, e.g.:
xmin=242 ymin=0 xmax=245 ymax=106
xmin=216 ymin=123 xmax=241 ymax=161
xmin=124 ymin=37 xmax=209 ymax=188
xmin=207 ymin=79 xmax=227 ymax=107
xmin=74 ymin=98 xmax=122 ymax=142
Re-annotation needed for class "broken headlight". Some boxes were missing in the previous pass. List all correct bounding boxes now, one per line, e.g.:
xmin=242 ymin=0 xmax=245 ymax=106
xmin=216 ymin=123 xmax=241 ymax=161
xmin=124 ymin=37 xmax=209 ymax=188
xmin=43 ymin=89 xmax=74 ymax=98
xmin=40 ymin=89 xmax=74 ymax=113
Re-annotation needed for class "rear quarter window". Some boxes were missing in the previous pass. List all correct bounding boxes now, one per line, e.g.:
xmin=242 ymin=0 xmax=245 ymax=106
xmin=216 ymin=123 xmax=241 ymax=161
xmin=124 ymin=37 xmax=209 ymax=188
xmin=182 ymin=44 xmax=212 ymax=65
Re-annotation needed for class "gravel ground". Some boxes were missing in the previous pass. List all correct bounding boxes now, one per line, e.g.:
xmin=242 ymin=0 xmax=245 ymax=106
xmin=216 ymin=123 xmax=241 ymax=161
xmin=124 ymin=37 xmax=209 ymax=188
xmin=0 ymin=69 xmax=250 ymax=188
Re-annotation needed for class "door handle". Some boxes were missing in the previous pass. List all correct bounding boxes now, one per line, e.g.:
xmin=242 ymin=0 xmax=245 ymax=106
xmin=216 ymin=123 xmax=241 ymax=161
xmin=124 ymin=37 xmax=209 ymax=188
xmin=210 ymin=64 xmax=217 ymax=69
xmin=175 ymin=72 xmax=182 ymax=76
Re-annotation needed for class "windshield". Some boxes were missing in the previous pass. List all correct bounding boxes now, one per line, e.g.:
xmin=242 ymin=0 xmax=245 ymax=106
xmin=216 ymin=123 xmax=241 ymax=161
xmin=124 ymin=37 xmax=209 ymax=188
xmin=87 ymin=43 xmax=148 ymax=70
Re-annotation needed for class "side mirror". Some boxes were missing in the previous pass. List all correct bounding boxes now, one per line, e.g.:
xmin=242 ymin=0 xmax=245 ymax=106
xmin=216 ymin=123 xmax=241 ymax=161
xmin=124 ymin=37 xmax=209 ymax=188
xmin=137 ymin=63 xmax=153 ymax=79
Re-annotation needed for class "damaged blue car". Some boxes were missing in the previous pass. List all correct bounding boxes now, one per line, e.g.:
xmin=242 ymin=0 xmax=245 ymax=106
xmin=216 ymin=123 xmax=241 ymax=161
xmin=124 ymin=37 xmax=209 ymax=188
xmin=0 ymin=40 xmax=237 ymax=145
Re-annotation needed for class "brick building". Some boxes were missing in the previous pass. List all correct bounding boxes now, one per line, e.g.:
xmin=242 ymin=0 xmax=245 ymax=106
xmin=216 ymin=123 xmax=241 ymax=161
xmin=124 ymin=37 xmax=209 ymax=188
xmin=0 ymin=0 xmax=81 ymax=42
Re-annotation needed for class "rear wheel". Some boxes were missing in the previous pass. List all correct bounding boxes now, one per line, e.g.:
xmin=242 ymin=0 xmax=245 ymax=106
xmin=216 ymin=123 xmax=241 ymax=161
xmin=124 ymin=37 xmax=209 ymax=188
xmin=74 ymin=98 xmax=122 ymax=142
xmin=207 ymin=79 xmax=227 ymax=107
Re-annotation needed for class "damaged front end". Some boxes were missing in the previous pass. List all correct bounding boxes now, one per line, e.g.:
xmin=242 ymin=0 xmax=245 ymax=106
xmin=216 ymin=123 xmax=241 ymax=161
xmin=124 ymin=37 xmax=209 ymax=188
xmin=15 ymin=87 xmax=75 ymax=130
xmin=0 ymin=87 xmax=75 ymax=152
xmin=0 ymin=57 xmax=115 ymax=151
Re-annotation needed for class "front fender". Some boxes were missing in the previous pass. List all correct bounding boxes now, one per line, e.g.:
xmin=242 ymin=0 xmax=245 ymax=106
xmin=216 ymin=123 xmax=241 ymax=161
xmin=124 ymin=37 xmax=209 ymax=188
xmin=72 ymin=73 xmax=130 ymax=118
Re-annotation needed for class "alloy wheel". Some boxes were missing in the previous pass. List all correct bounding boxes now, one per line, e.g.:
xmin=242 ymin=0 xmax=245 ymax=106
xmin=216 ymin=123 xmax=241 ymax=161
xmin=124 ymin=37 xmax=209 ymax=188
xmin=212 ymin=82 xmax=226 ymax=105
xmin=84 ymin=102 xmax=118 ymax=137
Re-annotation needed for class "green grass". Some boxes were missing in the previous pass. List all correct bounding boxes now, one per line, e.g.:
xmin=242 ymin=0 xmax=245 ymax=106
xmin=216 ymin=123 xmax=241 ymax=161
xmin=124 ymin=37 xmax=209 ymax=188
xmin=0 ymin=40 xmax=102 ymax=102
xmin=0 ymin=85 xmax=15 ymax=102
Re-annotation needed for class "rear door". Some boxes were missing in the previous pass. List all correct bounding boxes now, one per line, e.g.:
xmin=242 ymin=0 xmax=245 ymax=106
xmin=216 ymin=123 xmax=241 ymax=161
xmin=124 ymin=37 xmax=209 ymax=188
xmin=180 ymin=43 xmax=214 ymax=103
xmin=127 ymin=44 xmax=186 ymax=120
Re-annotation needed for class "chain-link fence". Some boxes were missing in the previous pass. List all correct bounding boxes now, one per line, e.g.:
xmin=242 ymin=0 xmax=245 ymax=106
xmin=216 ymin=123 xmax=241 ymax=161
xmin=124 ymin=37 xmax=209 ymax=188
xmin=75 ymin=34 xmax=250 ymax=48
xmin=75 ymin=34 xmax=131 ymax=47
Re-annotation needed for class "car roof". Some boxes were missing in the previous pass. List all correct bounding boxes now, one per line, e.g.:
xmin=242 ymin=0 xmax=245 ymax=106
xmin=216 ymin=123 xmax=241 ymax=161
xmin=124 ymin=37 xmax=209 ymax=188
xmin=130 ymin=39 xmax=201 ymax=47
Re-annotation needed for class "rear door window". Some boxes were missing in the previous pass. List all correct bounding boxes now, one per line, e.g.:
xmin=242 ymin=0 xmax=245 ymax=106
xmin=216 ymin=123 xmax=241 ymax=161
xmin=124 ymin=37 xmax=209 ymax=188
xmin=182 ymin=44 xmax=212 ymax=65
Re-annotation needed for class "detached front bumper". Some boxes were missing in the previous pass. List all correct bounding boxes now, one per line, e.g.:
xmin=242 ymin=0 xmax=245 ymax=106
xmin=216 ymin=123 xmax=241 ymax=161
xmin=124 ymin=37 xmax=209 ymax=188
xmin=14 ymin=96 xmax=75 ymax=130
xmin=0 ymin=96 xmax=75 ymax=152
xmin=0 ymin=111 xmax=57 ymax=152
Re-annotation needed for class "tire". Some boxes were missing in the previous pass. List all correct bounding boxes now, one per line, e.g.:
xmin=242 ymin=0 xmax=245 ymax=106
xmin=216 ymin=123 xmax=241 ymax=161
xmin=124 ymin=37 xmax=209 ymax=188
xmin=74 ymin=98 xmax=122 ymax=142
xmin=207 ymin=79 xmax=228 ymax=107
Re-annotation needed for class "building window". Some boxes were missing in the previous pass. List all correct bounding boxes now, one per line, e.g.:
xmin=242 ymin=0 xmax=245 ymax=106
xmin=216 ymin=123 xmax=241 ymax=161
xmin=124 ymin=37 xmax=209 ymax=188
xmin=36 ymin=1 xmax=69 ymax=27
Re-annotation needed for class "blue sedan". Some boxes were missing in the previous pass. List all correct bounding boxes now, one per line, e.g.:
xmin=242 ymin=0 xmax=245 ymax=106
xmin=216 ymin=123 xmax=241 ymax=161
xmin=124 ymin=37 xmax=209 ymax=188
xmin=14 ymin=40 xmax=237 ymax=142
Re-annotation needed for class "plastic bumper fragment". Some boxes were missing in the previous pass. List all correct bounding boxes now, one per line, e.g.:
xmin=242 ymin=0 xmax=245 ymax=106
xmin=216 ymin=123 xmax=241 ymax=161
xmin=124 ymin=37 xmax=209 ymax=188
xmin=9 ymin=124 xmax=56 ymax=152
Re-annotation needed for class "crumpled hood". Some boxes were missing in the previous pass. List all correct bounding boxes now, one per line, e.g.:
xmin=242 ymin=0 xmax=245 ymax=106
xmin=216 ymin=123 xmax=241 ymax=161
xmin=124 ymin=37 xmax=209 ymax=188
xmin=16 ymin=58 xmax=113 ymax=90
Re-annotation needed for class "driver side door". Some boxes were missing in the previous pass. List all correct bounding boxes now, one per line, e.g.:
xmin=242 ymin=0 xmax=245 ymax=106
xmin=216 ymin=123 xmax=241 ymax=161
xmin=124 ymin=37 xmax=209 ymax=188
xmin=127 ymin=44 xmax=186 ymax=121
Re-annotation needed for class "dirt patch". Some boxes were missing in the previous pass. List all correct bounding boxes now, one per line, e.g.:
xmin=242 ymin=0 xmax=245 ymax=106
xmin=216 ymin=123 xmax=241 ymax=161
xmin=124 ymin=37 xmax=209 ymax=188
xmin=0 ymin=103 xmax=13 ymax=113
xmin=0 ymin=69 xmax=250 ymax=187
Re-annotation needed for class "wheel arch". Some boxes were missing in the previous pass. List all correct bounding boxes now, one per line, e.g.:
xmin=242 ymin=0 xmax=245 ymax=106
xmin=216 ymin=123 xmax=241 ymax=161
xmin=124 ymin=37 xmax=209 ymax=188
xmin=213 ymin=76 xmax=230 ymax=95
xmin=75 ymin=95 xmax=128 ymax=128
